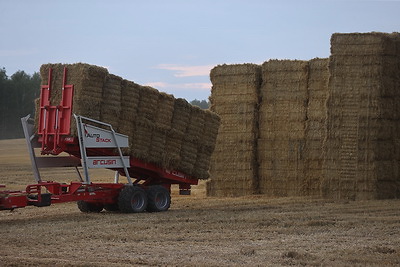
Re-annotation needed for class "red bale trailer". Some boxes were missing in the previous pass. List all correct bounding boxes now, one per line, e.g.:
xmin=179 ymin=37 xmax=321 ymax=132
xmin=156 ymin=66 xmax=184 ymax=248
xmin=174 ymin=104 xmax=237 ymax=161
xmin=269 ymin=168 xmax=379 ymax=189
xmin=0 ymin=67 xmax=199 ymax=213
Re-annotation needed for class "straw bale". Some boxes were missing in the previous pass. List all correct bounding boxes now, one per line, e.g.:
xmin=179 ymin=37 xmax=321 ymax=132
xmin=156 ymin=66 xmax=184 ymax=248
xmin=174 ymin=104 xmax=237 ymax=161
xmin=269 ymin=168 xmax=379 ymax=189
xmin=330 ymin=32 xmax=399 ymax=55
xmin=213 ymin=139 xmax=255 ymax=154
xmin=118 ymin=80 xmax=140 ymax=136
xmin=101 ymin=74 xmax=123 ymax=129
xmin=210 ymin=64 xmax=262 ymax=85
xmin=206 ymin=176 xmax=257 ymax=197
xmin=209 ymin=94 xmax=258 ymax=105
xmin=40 ymin=63 xmax=107 ymax=103
xmin=148 ymin=128 xmax=168 ymax=166
xmin=154 ymin=92 xmax=174 ymax=131
xmin=33 ymin=98 xmax=40 ymax=133
xmin=207 ymin=64 xmax=261 ymax=196
xmin=39 ymin=63 xmax=108 ymax=135
xmin=210 ymin=101 xmax=257 ymax=115
xmin=164 ymin=129 xmax=184 ymax=169
xmin=323 ymin=32 xmax=400 ymax=200
xmin=201 ymin=111 xmax=221 ymax=148
xmin=185 ymin=106 xmax=206 ymax=142
xmin=208 ymin=63 xmax=260 ymax=196
xmin=218 ymin=113 xmax=257 ymax=134
xmin=136 ymin=85 xmax=160 ymax=121
xmin=37 ymin=63 xmax=220 ymax=179
xmin=171 ymin=98 xmax=192 ymax=134
xmin=257 ymin=60 xmax=310 ymax=196
xmin=179 ymin=139 xmax=198 ymax=175
xmin=193 ymin=147 xmax=214 ymax=179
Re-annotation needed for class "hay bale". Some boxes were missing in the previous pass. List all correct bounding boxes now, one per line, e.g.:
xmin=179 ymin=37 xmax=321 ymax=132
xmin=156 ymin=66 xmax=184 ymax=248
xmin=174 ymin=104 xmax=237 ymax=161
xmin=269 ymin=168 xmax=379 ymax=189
xmin=322 ymin=32 xmax=400 ymax=200
xmin=303 ymin=58 xmax=329 ymax=196
xmin=154 ymin=92 xmax=175 ymax=131
xmin=101 ymin=74 xmax=123 ymax=130
xmin=39 ymin=63 xmax=108 ymax=135
xmin=36 ymin=63 xmax=220 ymax=179
xmin=136 ymin=85 xmax=160 ymax=121
xmin=257 ymin=60 xmax=309 ymax=197
xmin=330 ymin=32 xmax=399 ymax=56
xmin=207 ymin=64 xmax=261 ymax=196
xmin=118 ymin=80 xmax=140 ymax=135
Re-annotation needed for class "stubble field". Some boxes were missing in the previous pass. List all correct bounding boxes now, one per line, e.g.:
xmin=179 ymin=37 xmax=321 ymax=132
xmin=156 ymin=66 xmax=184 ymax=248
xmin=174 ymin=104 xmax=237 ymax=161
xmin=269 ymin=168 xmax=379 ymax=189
xmin=1 ymin=139 xmax=399 ymax=266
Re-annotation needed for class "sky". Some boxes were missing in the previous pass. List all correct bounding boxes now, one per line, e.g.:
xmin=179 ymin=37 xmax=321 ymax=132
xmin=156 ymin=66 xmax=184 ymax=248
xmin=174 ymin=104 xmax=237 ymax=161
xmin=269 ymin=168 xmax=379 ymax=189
xmin=1 ymin=0 xmax=399 ymax=101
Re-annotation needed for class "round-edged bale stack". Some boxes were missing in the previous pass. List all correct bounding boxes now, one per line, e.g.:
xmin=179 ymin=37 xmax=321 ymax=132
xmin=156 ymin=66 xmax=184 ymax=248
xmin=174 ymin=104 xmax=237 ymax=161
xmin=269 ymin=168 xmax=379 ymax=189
xmin=322 ymin=32 xmax=400 ymax=200
xmin=207 ymin=64 xmax=261 ymax=197
xmin=257 ymin=60 xmax=309 ymax=197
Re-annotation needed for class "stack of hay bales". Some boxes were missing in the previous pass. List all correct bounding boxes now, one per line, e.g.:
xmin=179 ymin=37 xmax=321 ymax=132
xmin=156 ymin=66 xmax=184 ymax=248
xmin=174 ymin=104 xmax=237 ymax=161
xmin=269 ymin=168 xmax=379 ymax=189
xmin=303 ymin=58 xmax=329 ymax=196
xmin=322 ymin=32 xmax=400 ymax=199
xmin=37 ymin=63 xmax=220 ymax=180
xmin=207 ymin=64 xmax=261 ymax=196
xmin=39 ymin=63 xmax=108 ymax=135
xmin=257 ymin=60 xmax=309 ymax=197
xmin=101 ymin=74 xmax=123 ymax=131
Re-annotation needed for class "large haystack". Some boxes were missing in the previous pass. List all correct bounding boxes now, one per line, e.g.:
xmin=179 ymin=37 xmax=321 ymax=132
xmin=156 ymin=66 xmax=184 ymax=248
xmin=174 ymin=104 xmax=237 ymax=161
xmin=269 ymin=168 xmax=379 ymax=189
xmin=303 ymin=58 xmax=329 ymax=196
xmin=207 ymin=64 xmax=261 ymax=196
xmin=37 ymin=63 xmax=220 ymax=180
xmin=322 ymin=32 xmax=400 ymax=200
xmin=257 ymin=60 xmax=309 ymax=197
xmin=207 ymin=32 xmax=399 ymax=200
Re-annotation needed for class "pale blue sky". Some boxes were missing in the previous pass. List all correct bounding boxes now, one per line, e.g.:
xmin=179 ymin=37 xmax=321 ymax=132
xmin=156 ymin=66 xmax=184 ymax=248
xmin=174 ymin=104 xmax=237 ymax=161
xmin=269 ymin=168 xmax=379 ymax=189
xmin=1 ymin=0 xmax=399 ymax=100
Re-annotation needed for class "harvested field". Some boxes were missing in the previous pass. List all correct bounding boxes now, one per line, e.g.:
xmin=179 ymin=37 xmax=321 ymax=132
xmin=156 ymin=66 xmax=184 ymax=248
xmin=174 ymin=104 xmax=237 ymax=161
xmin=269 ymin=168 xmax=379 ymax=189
xmin=1 ymin=139 xmax=400 ymax=266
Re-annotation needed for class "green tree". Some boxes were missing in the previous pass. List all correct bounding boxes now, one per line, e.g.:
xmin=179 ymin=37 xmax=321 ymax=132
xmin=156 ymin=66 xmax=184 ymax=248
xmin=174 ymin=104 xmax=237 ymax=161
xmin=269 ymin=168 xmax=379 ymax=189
xmin=0 ymin=68 xmax=40 ymax=139
xmin=190 ymin=99 xmax=210 ymax=109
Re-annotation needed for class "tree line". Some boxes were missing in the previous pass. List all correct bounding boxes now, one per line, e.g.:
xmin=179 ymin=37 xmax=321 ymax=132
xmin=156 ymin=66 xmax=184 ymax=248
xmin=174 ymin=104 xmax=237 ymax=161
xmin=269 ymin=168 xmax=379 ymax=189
xmin=0 ymin=68 xmax=41 ymax=139
xmin=0 ymin=67 xmax=209 ymax=140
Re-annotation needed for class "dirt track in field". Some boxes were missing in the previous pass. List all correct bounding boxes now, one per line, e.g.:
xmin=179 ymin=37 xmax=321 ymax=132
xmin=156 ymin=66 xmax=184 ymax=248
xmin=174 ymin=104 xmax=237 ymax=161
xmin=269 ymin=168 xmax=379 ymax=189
xmin=1 ymin=139 xmax=400 ymax=266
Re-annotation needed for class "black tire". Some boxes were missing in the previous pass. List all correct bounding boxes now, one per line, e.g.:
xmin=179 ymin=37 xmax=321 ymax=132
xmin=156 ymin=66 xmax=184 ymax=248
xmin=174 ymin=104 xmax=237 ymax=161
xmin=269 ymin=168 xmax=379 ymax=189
xmin=146 ymin=185 xmax=171 ymax=212
xmin=118 ymin=186 xmax=148 ymax=213
xmin=77 ymin=201 xmax=104 ymax=213
xmin=104 ymin=203 xmax=120 ymax=212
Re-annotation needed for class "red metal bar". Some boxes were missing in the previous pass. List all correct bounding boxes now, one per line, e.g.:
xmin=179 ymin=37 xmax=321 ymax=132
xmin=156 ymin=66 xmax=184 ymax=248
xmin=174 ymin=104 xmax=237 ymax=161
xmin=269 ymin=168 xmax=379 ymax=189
xmin=38 ymin=68 xmax=74 ymax=155
xmin=0 ymin=182 xmax=126 ymax=210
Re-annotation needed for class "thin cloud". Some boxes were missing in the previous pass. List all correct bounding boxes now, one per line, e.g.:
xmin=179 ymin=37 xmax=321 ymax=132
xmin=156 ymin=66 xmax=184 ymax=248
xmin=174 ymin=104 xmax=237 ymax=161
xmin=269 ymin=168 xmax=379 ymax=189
xmin=155 ymin=64 xmax=214 ymax=77
xmin=0 ymin=49 xmax=36 ymax=57
xmin=145 ymin=81 xmax=169 ymax=88
xmin=145 ymin=82 xmax=211 ymax=91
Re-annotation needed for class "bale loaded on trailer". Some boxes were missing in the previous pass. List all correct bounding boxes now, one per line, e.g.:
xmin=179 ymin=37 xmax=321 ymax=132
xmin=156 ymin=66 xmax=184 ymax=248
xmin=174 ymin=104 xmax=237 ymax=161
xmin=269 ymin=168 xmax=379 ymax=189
xmin=0 ymin=65 xmax=220 ymax=213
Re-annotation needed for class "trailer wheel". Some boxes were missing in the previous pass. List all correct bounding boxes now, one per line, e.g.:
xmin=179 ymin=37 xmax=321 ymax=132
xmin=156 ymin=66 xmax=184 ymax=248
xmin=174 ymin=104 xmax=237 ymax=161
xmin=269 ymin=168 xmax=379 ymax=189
xmin=146 ymin=185 xmax=171 ymax=212
xmin=77 ymin=201 xmax=104 ymax=213
xmin=118 ymin=186 xmax=147 ymax=213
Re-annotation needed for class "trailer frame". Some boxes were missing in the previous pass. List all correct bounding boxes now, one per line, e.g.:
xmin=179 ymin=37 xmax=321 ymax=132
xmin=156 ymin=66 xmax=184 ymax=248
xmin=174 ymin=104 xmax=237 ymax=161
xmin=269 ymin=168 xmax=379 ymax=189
xmin=0 ymin=67 xmax=199 ymax=212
